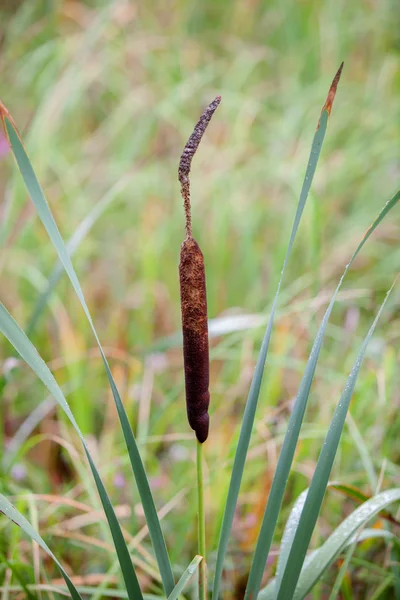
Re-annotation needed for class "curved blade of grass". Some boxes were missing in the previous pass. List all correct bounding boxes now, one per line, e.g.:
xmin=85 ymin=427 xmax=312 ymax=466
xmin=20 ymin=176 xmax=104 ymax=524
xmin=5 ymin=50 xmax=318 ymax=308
xmin=370 ymin=575 xmax=397 ymax=600
xmin=212 ymin=63 xmax=343 ymax=600
xmin=346 ymin=412 xmax=378 ymax=491
xmin=331 ymin=482 xmax=372 ymax=504
xmin=0 ymin=493 xmax=83 ymax=600
xmin=245 ymin=188 xmax=400 ymax=599
xmin=0 ymin=552 xmax=37 ymax=600
xmin=0 ymin=304 xmax=143 ymax=600
xmin=0 ymin=106 xmax=174 ymax=595
xmin=274 ymin=483 xmax=400 ymax=595
xmin=275 ymin=282 xmax=396 ymax=600
xmin=330 ymin=482 xmax=400 ymax=527
xmin=167 ymin=556 xmax=202 ymax=600
xmin=27 ymin=175 xmax=131 ymax=336
xmin=0 ymin=586 xmax=159 ymax=600
xmin=292 ymin=488 xmax=400 ymax=600
xmin=328 ymin=537 xmax=358 ymax=600
xmin=3 ymin=397 xmax=56 ymax=470
xmin=258 ymin=523 xmax=399 ymax=600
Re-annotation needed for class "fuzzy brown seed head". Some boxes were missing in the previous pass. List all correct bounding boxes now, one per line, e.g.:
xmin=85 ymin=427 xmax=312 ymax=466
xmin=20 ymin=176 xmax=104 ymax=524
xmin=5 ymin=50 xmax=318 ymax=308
xmin=180 ymin=238 xmax=209 ymax=334
xmin=179 ymin=238 xmax=210 ymax=443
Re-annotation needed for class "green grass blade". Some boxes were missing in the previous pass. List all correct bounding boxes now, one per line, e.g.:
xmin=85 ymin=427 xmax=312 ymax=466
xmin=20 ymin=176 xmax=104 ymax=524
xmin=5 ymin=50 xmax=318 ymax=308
xmin=0 ymin=304 xmax=143 ymax=600
xmin=328 ymin=537 xmax=358 ymax=600
xmin=274 ymin=489 xmax=308 ymax=592
xmin=346 ymin=413 xmax=378 ymax=491
xmin=275 ymin=282 xmax=396 ymax=600
xmin=369 ymin=575 xmax=396 ymax=600
xmin=212 ymin=70 xmax=339 ymax=600
xmin=330 ymin=483 xmax=373 ymax=504
xmin=167 ymin=556 xmax=202 ymax=600
xmin=274 ymin=484 xmax=399 ymax=597
xmin=27 ymin=175 xmax=131 ymax=336
xmin=329 ymin=483 xmax=400 ymax=527
xmin=0 ymin=493 xmax=83 ymax=600
xmin=258 ymin=525 xmax=399 ymax=600
xmin=0 ymin=586 xmax=159 ymax=600
xmin=0 ymin=552 xmax=37 ymax=600
xmin=1 ymin=111 xmax=175 ymax=595
xmin=245 ymin=189 xmax=400 ymax=600
xmin=392 ymin=544 xmax=400 ymax=600
xmin=291 ymin=489 xmax=400 ymax=600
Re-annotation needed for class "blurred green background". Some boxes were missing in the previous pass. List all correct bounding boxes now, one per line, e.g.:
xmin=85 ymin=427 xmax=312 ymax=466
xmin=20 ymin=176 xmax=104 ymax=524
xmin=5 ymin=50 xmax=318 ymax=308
xmin=0 ymin=0 xmax=399 ymax=598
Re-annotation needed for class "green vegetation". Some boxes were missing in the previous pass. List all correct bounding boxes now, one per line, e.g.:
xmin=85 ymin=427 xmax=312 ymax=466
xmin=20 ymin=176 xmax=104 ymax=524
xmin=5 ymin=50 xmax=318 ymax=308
xmin=0 ymin=1 xmax=399 ymax=598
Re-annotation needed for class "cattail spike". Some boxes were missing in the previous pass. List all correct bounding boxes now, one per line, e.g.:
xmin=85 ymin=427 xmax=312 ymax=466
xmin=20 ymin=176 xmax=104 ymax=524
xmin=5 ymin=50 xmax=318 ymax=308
xmin=179 ymin=237 xmax=210 ymax=442
xmin=178 ymin=95 xmax=221 ymax=238
xmin=178 ymin=96 xmax=220 ymax=443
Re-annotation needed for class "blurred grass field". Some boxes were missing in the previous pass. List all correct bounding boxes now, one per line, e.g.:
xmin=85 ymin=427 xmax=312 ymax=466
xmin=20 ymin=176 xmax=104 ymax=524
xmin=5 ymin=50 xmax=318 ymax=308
xmin=0 ymin=0 xmax=399 ymax=598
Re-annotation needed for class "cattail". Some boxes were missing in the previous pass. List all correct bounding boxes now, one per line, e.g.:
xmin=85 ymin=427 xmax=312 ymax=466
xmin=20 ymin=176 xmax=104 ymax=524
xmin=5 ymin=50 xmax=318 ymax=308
xmin=178 ymin=95 xmax=221 ymax=443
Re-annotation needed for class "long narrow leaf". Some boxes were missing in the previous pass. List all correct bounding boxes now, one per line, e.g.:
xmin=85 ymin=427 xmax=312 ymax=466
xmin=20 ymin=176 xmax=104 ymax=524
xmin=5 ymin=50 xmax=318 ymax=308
xmin=328 ymin=537 xmax=358 ymax=600
xmin=0 ymin=586 xmax=159 ymax=600
xmin=0 ymin=552 xmax=37 ymax=600
xmin=167 ymin=556 xmax=202 ymax=600
xmin=27 ymin=175 xmax=131 ymax=336
xmin=275 ymin=282 xmax=396 ymax=599
xmin=274 ymin=484 xmax=400 ymax=596
xmin=212 ymin=63 xmax=343 ymax=600
xmin=258 ymin=523 xmax=399 ymax=600
xmin=0 ymin=103 xmax=174 ymax=595
xmin=330 ymin=482 xmax=400 ymax=527
xmin=0 ymin=304 xmax=143 ymax=600
xmin=292 ymin=488 xmax=400 ymax=600
xmin=245 ymin=188 xmax=400 ymax=598
xmin=274 ymin=489 xmax=308 ymax=592
xmin=0 ymin=493 xmax=83 ymax=600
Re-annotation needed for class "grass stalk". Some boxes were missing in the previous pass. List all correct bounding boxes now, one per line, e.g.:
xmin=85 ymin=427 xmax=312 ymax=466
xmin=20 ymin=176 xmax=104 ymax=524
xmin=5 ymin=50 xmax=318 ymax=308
xmin=197 ymin=440 xmax=207 ymax=600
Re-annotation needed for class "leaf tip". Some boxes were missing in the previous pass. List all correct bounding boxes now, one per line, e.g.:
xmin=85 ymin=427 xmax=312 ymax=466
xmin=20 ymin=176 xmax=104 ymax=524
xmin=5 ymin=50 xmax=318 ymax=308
xmin=317 ymin=62 xmax=344 ymax=130
xmin=0 ymin=100 xmax=10 ymax=141
xmin=322 ymin=62 xmax=344 ymax=116
xmin=0 ymin=100 xmax=20 ymax=145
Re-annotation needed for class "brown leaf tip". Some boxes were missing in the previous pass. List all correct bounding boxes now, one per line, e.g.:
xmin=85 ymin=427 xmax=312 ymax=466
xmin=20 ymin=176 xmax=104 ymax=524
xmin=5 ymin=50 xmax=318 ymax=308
xmin=322 ymin=62 xmax=344 ymax=116
xmin=0 ymin=100 xmax=11 ymax=138
xmin=0 ymin=100 xmax=20 ymax=144
xmin=0 ymin=100 xmax=11 ymax=120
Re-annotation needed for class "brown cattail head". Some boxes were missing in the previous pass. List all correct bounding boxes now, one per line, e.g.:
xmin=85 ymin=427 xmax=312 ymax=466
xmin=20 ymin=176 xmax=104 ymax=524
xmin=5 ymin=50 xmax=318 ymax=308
xmin=179 ymin=237 xmax=210 ymax=442
xmin=178 ymin=96 xmax=221 ymax=443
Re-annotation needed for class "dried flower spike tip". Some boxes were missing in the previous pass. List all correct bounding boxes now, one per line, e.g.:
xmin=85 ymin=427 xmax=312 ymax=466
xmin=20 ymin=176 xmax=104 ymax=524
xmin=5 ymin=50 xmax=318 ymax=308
xmin=179 ymin=95 xmax=221 ymax=239
xmin=178 ymin=96 xmax=221 ymax=443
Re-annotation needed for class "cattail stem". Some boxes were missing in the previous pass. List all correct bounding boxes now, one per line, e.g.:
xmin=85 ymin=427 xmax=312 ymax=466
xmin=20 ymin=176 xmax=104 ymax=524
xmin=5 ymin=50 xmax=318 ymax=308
xmin=197 ymin=440 xmax=207 ymax=599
